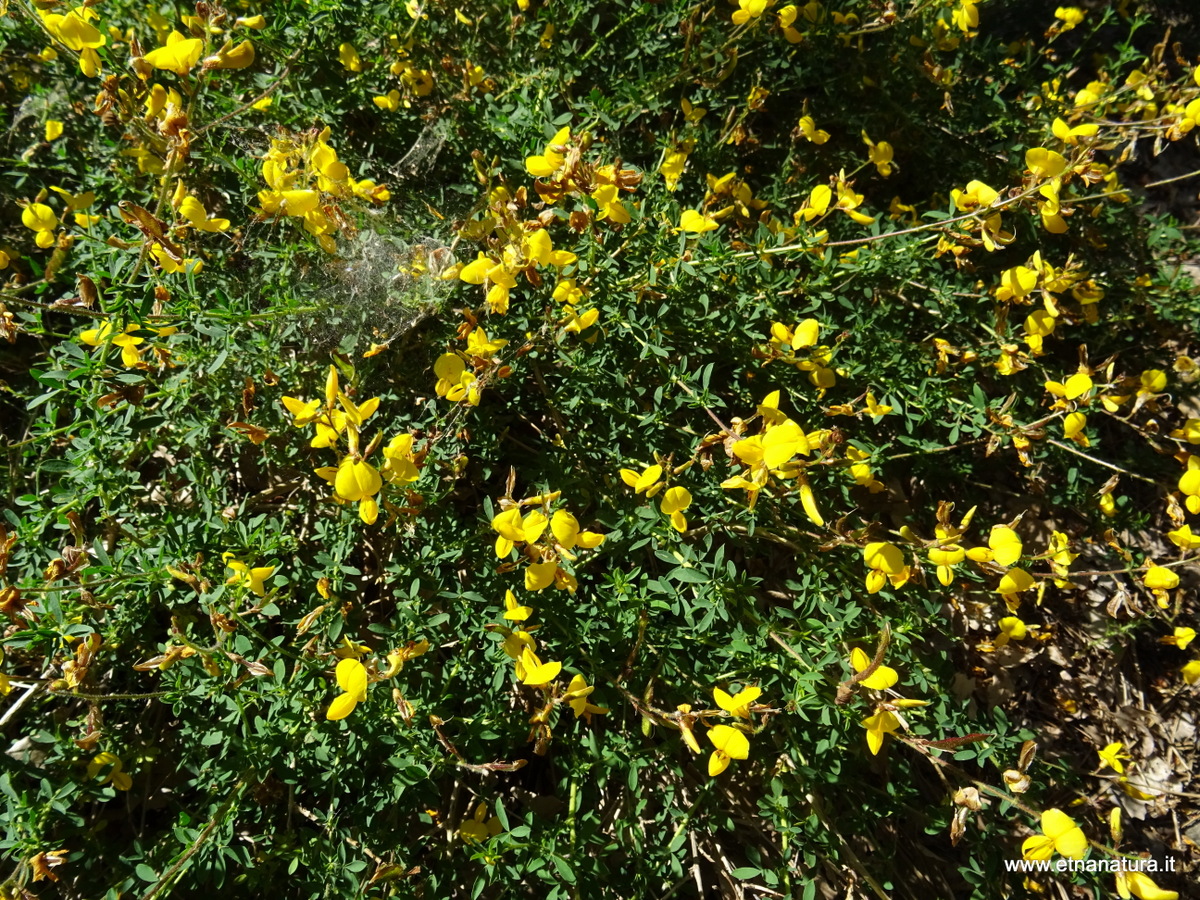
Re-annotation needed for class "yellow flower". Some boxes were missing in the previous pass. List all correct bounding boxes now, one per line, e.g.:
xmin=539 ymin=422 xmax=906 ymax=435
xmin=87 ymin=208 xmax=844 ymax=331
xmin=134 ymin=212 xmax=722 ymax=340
xmin=563 ymin=674 xmax=608 ymax=718
xmin=994 ymin=616 xmax=1027 ymax=648
xmin=1054 ymin=7 xmax=1085 ymax=31
xmin=333 ymin=457 xmax=382 ymax=503
xmin=1143 ymin=564 xmax=1178 ymax=608
xmin=798 ymin=115 xmax=829 ymax=143
xmin=863 ymin=541 xmax=909 ymax=594
xmin=179 ymin=196 xmax=231 ymax=232
xmin=1180 ymin=455 xmax=1200 ymax=515
xmin=548 ymin=510 xmax=603 ymax=551
xmin=144 ymin=32 xmax=204 ymax=76
xmin=45 ymin=120 xmax=64 ymax=141
xmin=732 ymin=0 xmax=769 ymax=26
xmin=204 ymin=39 xmax=255 ymax=70
xmin=1182 ymin=660 xmax=1200 ymax=685
xmin=1026 ymin=147 xmax=1068 ymax=178
xmin=224 ymin=555 xmax=276 ymax=597
xmin=997 ymin=568 xmax=1034 ymax=600
xmin=928 ymin=532 xmax=966 ymax=587
xmin=678 ymin=209 xmax=719 ymax=233
xmin=660 ymin=142 xmax=692 ymax=191
xmin=849 ymin=647 xmax=898 ymax=690
xmin=713 ymin=685 xmax=762 ymax=718
xmin=525 ymin=126 xmax=571 ymax=178
xmin=22 ymin=202 xmax=57 ymax=248
xmin=1097 ymin=741 xmax=1131 ymax=774
xmin=707 ymin=724 xmax=750 ymax=775
xmin=862 ymin=132 xmax=894 ymax=176
xmin=524 ymin=559 xmax=558 ymax=592
xmin=987 ymin=525 xmax=1023 ymax=566
xmin=799 ymin=184 xmax=832 ymax=221
xmin=1161 ymin=627 xmax=1195 ymax=650
xmin=381 ymin=434 xmax=419 ymax=484
xmin=862 ymin=709 xmax=899 ymax=755
xmin=518 ymin=646 xmax=561 ymax=686
xmin=659 ymin=486 xmax=692 ymax=532
xmin=951 ymin=0 xmax=979 ymax=33
xmin=87 ymin=752 xmax=132 ymax=791
xmin=620 ymin=464 xmax=663 ymax=494
xmin=1051 ymin=117 xmax=1097 ymax=144
xmin=1115 ymin=871 xmax=1178 ymax=900
xmin=459 ymin=802 xmax=503 ymax=843
xmin=776 ymin=5 xmax=803 ymax=42
xmin=1021 ymin=808 xmax=1087 ymax=860
xmin=41 ymin=6 xmax=106 ymax=76
xmin=338 ymin=42 xmax=362 ymax=72
xmin=326 ymin=657 xmax=368 ymax=720
xmin=502 ymin=589 xmax=532 ymax=622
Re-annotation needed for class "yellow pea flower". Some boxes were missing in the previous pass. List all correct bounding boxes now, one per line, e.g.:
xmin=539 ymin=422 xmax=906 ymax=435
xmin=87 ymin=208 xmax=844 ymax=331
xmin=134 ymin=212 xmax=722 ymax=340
xmin=179 ymin=196 xmax=230 ymax=232
xmin=862 ymin=132 xmax=894 ymax=176
xmin=1144 ymin=565 xmax=1179 ymax=590
xmin=326 ymin=658 xmax=368 ymax=720
xmin=659 ymin=486 xmax=692 ymax=532
xmin=1182 ymin=660 xmax=1200 ymax=684
xmin=799 ymin=184 xmax=832 ymax=221
xmin=45 ymin=120 xmax=64 ymax=141
xmin=525 ymin=126 xmax=571 ymax=178
xmin=678 ymin=209 xmax=718 ymax=233
xmin=459 ymin=802 xmax=502 ymax=843
xmin=1051 ymin=117 xmax=1097 ymax=144
xmin=518 ymin=646 xmax=561 ymax=686
xmin=732 ymin=0 xmax=769 ymax=25
xmin=660 ymin=142 xmax=692 ymax=191
xmin=1115 ymin=870 xmax=1178 ymax=900
xmin=204 ymin=39 xmax=255 ymax=69
xmin=333 ymin=457 xmax=382 ymax=502
xmin=1161 ymin=627 xmax=1195 ymax=650
xmin=707 ymin=724 xmax=750 ymax=775
xmin=1021 ymin=808 xmax=1087 ymax=860
xmin=378 ymin=435 xmax=417 ymax=485
xmin=1143 ymin=564 xmax=1179 ymax=609
xmin=521 ymin=510 xmax=549 ymax=543
xmin=987 ymin=525 xmax=1023 ymax=566
xmin=1097 ymin=741 xmax=1131 ymax=774
xmin=1180 ymin=455 xmax=1200 ymax=515
xmin=997 ymin=568 xmax=1035 ymax=605
xmin=621 ymin=464 xmax=664 ymax=494
xmin=22 ymin=202 xmax=58 ymax=248
xmin=1054 ymin=7 xmax=1085 ymax=31
xmin=849 ymin=647 xmax=898 ymax=690
xmin=714 ymin=685 xmax=761 ymax=718
xmin=994 ymin=616 xmax=1027 ymax=647
xmin=144 ymin=32 xmax=204 ymax=76
xmin=524 ymin=559 xmax=558 ymax=592
xmin=777 ymin=5 xmax=803 ymax=42
xmin=1026 ymin=147 xmax=1068 ymax=179
xmin=797 ymin=115 xmax=829 ymax=143
xmin=502 ymin=589 xmax=532 ymax=622
xmin=928 ymin=534 xmax=966 ymax=587
xmin=282 ymin=393 xmax=328 ymax=427
xmin=87 ymin=752 xmax=132 ymax=791
xmin=1166 ymin=524 xmax=1200 ymax=550
xmin=338 ymin=42 xmax=362 ymax=72
xmin=491 ymin=507 xmax=525 ymax=557
xmin=862 ymin=709 xmax=899 ymax=755
xmin=863 ymin=542 xmax=908 ymax=594
xmin=224 ymin=555 xmax=276 ymax=597
xmin=563 ymin=674 xmax=609 ymax=718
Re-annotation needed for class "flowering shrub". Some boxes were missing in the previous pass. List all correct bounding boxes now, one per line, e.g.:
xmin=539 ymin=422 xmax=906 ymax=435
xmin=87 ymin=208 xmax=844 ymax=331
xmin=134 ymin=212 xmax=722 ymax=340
xmin=0 ymin=0 xmax=1197 ymax=898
